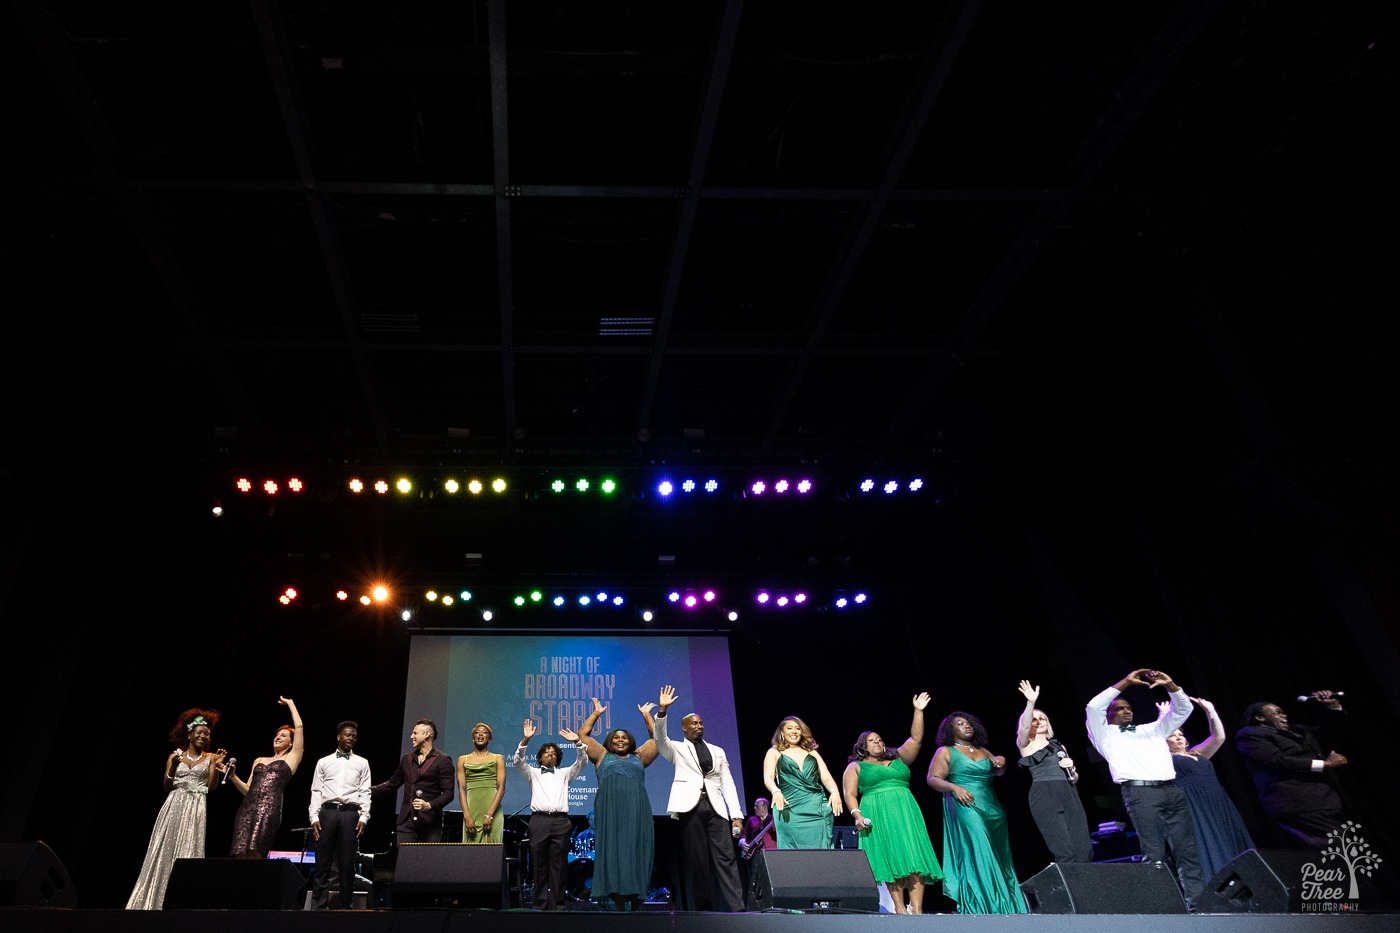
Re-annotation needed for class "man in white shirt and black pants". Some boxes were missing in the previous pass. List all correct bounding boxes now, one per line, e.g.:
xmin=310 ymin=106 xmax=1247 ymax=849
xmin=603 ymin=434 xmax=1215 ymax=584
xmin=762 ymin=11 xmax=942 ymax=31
xmin=514 ymin=718 xmax=589 ymax=910
xmin=309 ymin=721 xmax=372 ymax=909
xmin=1086 ymin=669 xmax=1203 ymax=911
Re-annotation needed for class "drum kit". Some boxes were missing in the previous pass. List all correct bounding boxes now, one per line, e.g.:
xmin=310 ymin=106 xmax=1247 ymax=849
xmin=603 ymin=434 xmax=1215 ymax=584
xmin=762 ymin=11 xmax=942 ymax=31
xmin=512 ymin=820 xmax=595 ymax=904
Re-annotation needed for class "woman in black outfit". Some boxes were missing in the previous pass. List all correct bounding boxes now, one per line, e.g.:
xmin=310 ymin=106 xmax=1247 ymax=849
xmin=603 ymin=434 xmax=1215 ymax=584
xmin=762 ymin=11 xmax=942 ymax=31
xmin=1014 ymin=680 xmax=1093 ymax=863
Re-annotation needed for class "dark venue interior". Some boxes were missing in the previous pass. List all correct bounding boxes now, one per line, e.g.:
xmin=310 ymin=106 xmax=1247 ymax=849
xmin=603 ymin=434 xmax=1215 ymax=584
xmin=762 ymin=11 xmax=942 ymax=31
xmin=2 ymin=1 xmax=1397 ymax=930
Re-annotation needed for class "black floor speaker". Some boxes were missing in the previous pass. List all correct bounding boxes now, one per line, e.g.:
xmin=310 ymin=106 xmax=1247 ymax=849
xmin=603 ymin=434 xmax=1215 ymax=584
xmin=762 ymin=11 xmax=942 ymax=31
xmin=1021 ymin=861 xmax=1186 ymax=913
xmin=746 ymin=849 xmax=879 ymax=913
xmin=0 ymin=841 xmax=77 ymax=908
xmin=392 ymin=843 xmax=505 ymax=908
xmin=164 ymin=858 xmax=305 ymax=909
xmin=1197 ymin=848 xmax=1314 ymax=913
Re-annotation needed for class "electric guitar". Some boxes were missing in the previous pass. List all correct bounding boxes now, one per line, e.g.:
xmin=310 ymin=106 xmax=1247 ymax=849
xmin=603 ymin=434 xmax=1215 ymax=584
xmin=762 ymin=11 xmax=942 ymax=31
xmin=738 ymin=819 xmax=775 ymax=859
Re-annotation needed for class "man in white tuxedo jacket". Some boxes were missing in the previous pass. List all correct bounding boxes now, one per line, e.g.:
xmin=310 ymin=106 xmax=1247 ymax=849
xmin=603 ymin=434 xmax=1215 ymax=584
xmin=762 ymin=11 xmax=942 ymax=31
xmin=654 ymin=684 xmax=746 ymax=911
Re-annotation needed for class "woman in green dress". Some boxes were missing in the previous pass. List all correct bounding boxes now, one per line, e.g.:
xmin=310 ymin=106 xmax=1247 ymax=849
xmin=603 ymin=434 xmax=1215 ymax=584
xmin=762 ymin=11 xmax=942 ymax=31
xmin=763 ymin=716 xmax=843 ymax=848
xmin=456 ymin=722 xmax=506 ymax=843
xmin=564 ymin=697 xmax=660 ymax=911
xmin=926 ymin=710 xmax=1026 ymax=914
xmin=841 ymin=692 xmax=942 ymax=914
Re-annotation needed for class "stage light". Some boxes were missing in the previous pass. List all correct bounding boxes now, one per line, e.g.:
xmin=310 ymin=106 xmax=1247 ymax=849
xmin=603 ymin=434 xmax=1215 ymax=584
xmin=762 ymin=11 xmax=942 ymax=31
xmin=668 ymin=592 xmax=681 ymax=603
xmin=775 ymin=480 xmax=789 ymax=494
xmin=288 ymin=478 xmax=304 ymax=493
xmin=705 ymin=479 xmax=719 ymax=493
xmin=797 ymin=479 xmax=812 ymax=494
xmin=236 ymin=478 xmax=253 ymax=493
xmin=211 ymin=501 xmax=223 ymax=517
xmin=579 ymin=595 xmax=591 ymax=606
xmin=552 ymin=479 xmax=566 ymax=493
xmin=612 ymin=596 xmax=624 ymax=606
xmin=854 ymin=593 xmax=867 ymax=604
xmin=756 ymin=592 xmax=770 ymax=604
xmin=401 ymin=609 xmax=412 ymax=621
xmin=703 ymin=590 xmax=716 ymax=602
xmin=279 ymin=594 xmax=291 ymax=605
xmin=682 ymin=479 xmax=695 ymax=493
xmin=750 ymin=481 xmax=766 ymax=495
xmin=597 ymin=591 xmax=608 ymax=602
xmin=349 ymin=478 xmax=364 ymax=493
xmin=492 ymin=478 xmax=507 ymax=493
xmin=576 ymin=478 xmax=590 ymax=492
xmin=601 ymin=478 xmax=616 ymax=494
xmin=284 ymin=587 xmax=298 ymax=601
xmin=835 ymin=597 xmax=849 ymax=608
xmin=728 ymin=611 xmax=739 ymax=622
xmin=776 ymin=596 xmax=789 ymax=607
xmin=482 ymin=610 xmax=493 ymax=621
xmin=444 ymin=479 xmax=460 ymax=494
xmin=459 ymin=589 xmax=473 ymax=602
xmin=909 ymin=478 xmax=924 ymax=492
xmin=514 ymin=595 xmax=526 ymax=607
xmin=657 ymin=480 xmax=674 ymax=497
xmin=359 ymin=595 xmax=372 ymax=605
xmin=860 ymin=479 xmax=875 ymax=493
xmin=794 ymin=593 xmax=807 ymax=604
xmin=426 ymin=590 xmax=439 ymax=602
xmin=372 ymin=586 xmax=389 ymax=602
xmin=469 ymin=480 xmax=484 ymax=495
xmin=264 ymin=480 xmax=279 ymax=495
xmin=397 ymin=478 xmax=412 ymax=494
xmin=374 ymin=480 xmax=389 ymax=494
xmin=642 ymin=610 xmax=654 ymax=622
xmin=554 ymin=595 xmax=566 ymax=607
xmin=530 ymin=590 xmax=543 ymax=603
xmin=684 ymin=595 xmax=697 ymax=608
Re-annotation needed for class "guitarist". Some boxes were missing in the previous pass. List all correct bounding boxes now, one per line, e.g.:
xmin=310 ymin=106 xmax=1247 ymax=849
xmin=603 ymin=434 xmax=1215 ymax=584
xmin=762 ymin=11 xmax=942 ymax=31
xmin=738 ymin=797 xmax=777 ymax=860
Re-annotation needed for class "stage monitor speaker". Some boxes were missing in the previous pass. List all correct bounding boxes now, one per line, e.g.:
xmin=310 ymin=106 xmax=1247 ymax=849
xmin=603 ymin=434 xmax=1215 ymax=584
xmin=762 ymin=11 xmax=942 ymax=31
xmin=164 ymin=858 xmax=305 ymax=909
xmin=0 ymin=841 xmax=77 ymax=908
xmin=1197 ymin=848 xmax=1313 ymax=913
xmin=392 ymin=843 xmax=505 ymax=908
xmin=746 ymin=849 xmax=879 ymax=913
xmin=1021 ymin=862 xmax=1186 ymax=914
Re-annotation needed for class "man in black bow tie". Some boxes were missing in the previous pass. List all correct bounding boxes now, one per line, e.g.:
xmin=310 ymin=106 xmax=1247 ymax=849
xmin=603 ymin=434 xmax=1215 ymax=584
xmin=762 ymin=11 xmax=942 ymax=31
xmin=515 ymin=717 xmax=589 ymax=909
xmin=1086 ymin=670 xmax=1202 ymax=910
xmin=309 ymin=721 xmax=372 ymax=909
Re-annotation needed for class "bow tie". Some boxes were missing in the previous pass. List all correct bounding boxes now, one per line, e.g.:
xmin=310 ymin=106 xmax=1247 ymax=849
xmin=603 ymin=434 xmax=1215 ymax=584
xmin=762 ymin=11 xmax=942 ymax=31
xmin=336 ymin=751 xmax=353 ymax=759
xmin=1118 ymin=724 xmax=1137 ymax=733
xmin=540 ymin=766 xmax=556 ymax=774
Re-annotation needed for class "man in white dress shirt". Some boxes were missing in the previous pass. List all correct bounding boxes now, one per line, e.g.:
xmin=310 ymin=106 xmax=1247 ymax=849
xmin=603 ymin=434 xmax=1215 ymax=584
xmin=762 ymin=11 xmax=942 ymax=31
xmin=309 ymin=721 xmax=372 ymax=909
xmin=1086 ymin=669 xmax=1203 ymax=910
xmin=654 ymin=684 xmax=745 ymax=912
xmin=514 ymin=718 xmax=589 ymax=910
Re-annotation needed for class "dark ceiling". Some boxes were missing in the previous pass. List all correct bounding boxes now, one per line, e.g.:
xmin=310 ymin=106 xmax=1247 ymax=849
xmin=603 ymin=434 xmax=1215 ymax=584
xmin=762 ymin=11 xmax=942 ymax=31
xmin=3 ymin=1 xmax=1397 ymax=592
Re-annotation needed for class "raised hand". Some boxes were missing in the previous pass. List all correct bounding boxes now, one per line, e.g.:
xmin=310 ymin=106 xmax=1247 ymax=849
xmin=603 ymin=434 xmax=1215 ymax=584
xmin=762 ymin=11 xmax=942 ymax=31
xmin=1124 ymin=669 xmax=1152 ymax=687
xmin=659 ymin=685 xmax=678 ymax=710
xmin=1146 ymin=670 xmax=1174 ymax=688
xmin=1191 ymin=697 xmax=1215 ymax=713
xmin=638 ymin=702 xmax=656 ymax=716
xmin=1017 ymin=680 xmax=1040 ymax=703
xmin=591 ymin=696 xmax=607 ymax=715
xmin=912 ymin=692 xmax=931 ymax=710
xmin=559 ymin=727 xmax=579 ymax=742
xmin=1156 ymin=700 xmax=1171 ymax=718
xmin=523 ymin=719 xmax=537 ymax=740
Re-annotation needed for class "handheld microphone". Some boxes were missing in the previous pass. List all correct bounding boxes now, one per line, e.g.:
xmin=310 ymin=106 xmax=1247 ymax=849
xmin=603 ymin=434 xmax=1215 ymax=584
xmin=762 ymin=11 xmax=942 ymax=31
xmin=1296 ymin=692 xmax=1345 ymax=702
xmin=1055 ymin=748 xmax=1079 ymax=782
xmin=221 ymin=757 xmax=237 ymax=785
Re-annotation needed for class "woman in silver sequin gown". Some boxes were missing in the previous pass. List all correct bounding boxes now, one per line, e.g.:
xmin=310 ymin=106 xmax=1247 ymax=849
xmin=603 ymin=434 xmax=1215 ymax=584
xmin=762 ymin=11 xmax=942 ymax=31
xmin=230 ymin=697 xmax=305 ymax=858
xmin=126 ymin=708 xmax=229 ymax=909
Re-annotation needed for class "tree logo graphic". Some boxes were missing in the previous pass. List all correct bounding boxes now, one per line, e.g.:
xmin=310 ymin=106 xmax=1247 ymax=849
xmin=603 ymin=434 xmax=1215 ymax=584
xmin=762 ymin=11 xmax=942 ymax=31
xmin=1301 ymin=821 xmax=1383 ymax=909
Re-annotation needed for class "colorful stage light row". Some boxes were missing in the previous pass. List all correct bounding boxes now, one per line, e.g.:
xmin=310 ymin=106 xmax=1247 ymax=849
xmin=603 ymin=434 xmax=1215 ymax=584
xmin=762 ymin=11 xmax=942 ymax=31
xmin=275 ymin=585 xmax=872 ymax=614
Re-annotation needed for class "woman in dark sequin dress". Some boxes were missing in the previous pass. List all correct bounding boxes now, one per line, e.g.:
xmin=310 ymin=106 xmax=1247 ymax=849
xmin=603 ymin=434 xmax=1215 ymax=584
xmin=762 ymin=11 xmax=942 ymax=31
xmin=229 ymin=697 xmax=305 ymax=858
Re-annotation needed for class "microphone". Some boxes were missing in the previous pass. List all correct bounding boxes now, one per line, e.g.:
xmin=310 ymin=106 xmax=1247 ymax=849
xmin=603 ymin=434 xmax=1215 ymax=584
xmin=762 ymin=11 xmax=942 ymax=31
xmin=1296 ymin=692 xmax=1345 ymax=702
xmin=221 ymin=757 xmax=237 ymax=785
xmin=1055 ymin=747 xmax=1079 ymax=782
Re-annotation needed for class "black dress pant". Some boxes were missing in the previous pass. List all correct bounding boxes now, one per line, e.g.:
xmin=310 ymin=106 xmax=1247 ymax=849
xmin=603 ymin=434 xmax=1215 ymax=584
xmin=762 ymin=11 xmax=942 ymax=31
xmin=1028 ymin=781 xmax=1093 ymax=862
xmin=677 ymin=792 xmax=744 ymax=911
xmin=1122 ymin=782 xmax=1203 ymax=904
xmin=529 ymin=812 xmax=573 ymax=909
xmin=312 ymin=807 xmax=360 ymax=908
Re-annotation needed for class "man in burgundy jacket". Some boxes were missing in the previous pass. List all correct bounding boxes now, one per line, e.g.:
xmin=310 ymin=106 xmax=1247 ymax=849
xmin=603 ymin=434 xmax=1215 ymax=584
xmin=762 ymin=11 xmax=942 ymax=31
xmin=373 ymin=718 xmax=456 ymax=843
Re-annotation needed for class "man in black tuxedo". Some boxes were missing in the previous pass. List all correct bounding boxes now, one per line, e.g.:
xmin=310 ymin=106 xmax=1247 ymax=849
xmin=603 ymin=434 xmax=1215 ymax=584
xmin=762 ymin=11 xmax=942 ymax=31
xmin=1235 ymin=691 xmax=1347 ymax=848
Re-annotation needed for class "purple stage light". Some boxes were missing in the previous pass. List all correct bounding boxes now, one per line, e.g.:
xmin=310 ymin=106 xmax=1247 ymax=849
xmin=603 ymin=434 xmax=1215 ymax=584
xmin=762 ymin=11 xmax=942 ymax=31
xmin=750 ymin=481 xmax=766 ymax=495
xmin=793 ymin=593 xmax=807 ymax=604
xmin=797 ymin=479 xmax=812 ymax=494
xmin=658 ymin=480 xmax=674 ymax=497
xmin=756 ymin=592 xmax=770 ymax=604
xmin=668 ymin=591 xmax=681 ymax=603
xmin=684 ymin=595 xmax=697 ymax=608
xmin=854 ymin=593 xmax=868 ymax=604
xmin=883 ymin=480 xmax=898 ymax=494
xmin=835 ymin=597 xmax=849 ymax=608
xmin=776 ymin=596 xmax=789 ymax=607
xmin=775 ymin=479 xmax=789 ymax=494
xmin=703 ymin=590 xmax=716 ymax=602
xmin=860 ymin=479 xmax=875 ymax=493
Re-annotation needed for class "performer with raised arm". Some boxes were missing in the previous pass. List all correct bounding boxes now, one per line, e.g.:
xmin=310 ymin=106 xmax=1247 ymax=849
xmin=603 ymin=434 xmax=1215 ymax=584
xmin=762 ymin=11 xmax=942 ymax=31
xmin=372 ymin=718 xmax=454 ymax=843
xmin=1015 ymin=681 xmax=1092 ymax=863
xmin=763 ymin=715 xmax=843 ymax=848
xmin=229 ymin=696 xmax=305 ymax=858
xmin=568 ymin=696 xmax=658 ymax=911
xmin=515 ymin=716 xmax=590 ymax=910
xmin=1085 ymin=669 xmax=1203 ymax=910
xmin=308 ymin=720 xmax=371 ymax=910
xmin=1161 ymin=696 xmax=1254 ymax=880
xmin=654 ymin=684 xmax=745 ymax=912
xmin=842 ymin=692 xmax=943 ymax=915
xmin=1235 ymin=690 xmax=1348 ymax=848
xmin=927 ymin=710 xmax=1024 ymax=914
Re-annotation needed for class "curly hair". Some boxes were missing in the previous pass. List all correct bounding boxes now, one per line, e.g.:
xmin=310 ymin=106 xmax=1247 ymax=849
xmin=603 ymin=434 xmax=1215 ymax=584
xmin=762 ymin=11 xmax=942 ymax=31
xmin=169 ymin=708 xmax=220 ymax=748
xmin=935 ymin=711 xmax=989 ymax=748
xmin=848 ymin=730 xmax=898 ymax=763
xmin=537 ymin=742 xmax=563 ymax=763
xmin=602 ymin=729 xmax=637 ymax=756
xmin=770 ymin=716 xmax=817 ymax=752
